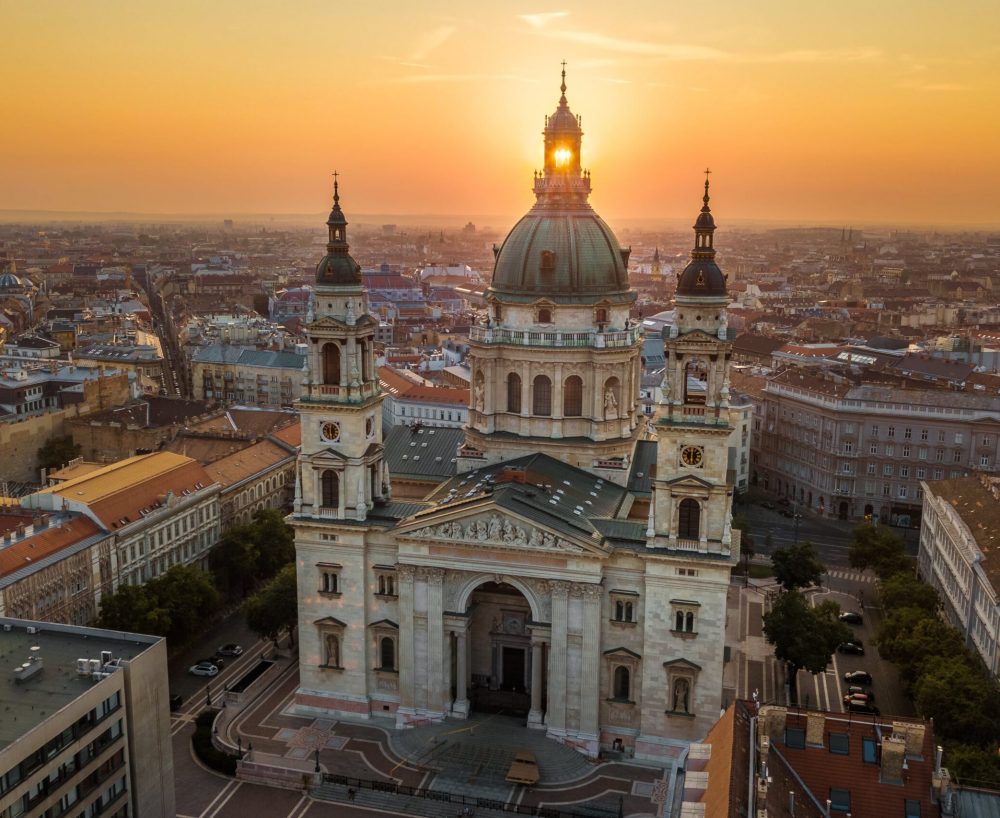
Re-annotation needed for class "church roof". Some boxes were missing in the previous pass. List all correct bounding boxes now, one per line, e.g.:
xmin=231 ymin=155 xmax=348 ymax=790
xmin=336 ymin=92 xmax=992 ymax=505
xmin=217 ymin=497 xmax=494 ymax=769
xmin=383 ymin=425 xmax=463 ymax=482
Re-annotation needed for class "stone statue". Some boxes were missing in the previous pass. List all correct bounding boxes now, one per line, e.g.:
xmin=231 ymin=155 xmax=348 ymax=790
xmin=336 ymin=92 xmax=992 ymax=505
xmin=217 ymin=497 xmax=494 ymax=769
xmin=513 ymin=526 xmax=528 ymax=546
xmin=604 ymin=387 xmax=618 ymax=413
xmin=673 ymin=678 xmax=690 ymax=713
xmin=474 ymin=381 xmax=485 ymax=413
xmin=488 ymin=515 xmax=502 ymax=540
xmin=475 ymin=520 xmax=489 ymax=540
xmin=541 ymin=532 xmax=555 ymax=548
xmin=502 ymin=519 xmax=515 ymax=542
xmin=528 ymin=529 xmax=543 ymax=547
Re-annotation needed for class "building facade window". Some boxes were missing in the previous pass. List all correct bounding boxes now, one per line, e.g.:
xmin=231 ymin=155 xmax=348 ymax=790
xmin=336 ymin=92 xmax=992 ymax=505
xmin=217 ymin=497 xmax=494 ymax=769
xmin=376 ymin=572 xmax=397 ymax=596
xmin=612 ymin=665 xmax=631 ymax=701
xmin=379 ymin=636 xmax=396 ymax=671
xmin=677 ymin=498 xmax=700 ymax=540
xmin=319 ymin=568 xmax=340 ymax=595
xmin=321 ymin=470 xmax=339 ymax=508
xmin=563 ymin=375 xmax=583 ymax=417
xmin=533 ymin=375 xmax=552 ymax=416
xmin=506 ymin=373 xmax=521 ymax=413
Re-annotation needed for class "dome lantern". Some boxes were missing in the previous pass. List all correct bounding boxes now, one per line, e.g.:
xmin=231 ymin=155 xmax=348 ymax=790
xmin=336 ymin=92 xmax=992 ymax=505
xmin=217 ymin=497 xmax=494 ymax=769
xmin=316 ymin=172 xmax=362 ymax=287
xmin=675 ymin=170 xmax=727 ymax=301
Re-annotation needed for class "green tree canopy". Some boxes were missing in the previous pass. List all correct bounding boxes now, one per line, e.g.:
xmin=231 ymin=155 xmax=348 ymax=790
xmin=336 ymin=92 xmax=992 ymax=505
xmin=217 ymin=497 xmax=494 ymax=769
xmin=943 ymin=742 xmax=1000 ymax=788
xmin=914 ymin=657 xmax=1000 ymax=746
xmin=37 ymin=435 xmax=82 ymax=472
xmin=763 ymin=591 xmax=853 ymax=698
xmin=848 ymin=524 xmax=911 ymax=579
xmin=770 ymin=541 xmax=825 ymax=591
xmin=876 ymin=607 xmax=965 ymax=685
xmin=244 ymin=563 xmax=297 ymax=645
xmin=209 ymin=525 xmax=259 ymax=599
xmin=250 ymin=507 xmax=295 ymax=579
xmin=878 ymin=572 xmax=939 ymax=615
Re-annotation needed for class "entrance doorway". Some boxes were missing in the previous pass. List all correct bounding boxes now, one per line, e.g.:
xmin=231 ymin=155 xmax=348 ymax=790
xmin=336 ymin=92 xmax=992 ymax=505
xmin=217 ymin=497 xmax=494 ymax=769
xmin=463 ymin=580 xmax=537 ymax=717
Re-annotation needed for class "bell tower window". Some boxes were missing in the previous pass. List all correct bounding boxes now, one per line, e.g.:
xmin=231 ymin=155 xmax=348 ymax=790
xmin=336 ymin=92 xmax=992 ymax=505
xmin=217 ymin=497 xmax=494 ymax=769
xmin=323 ymin=342 xmax=341 ymax=386
xmin=321 ymin=470 xmax=339 ymax=509
xmin=678 ymin=498 xmax=700 ymax=540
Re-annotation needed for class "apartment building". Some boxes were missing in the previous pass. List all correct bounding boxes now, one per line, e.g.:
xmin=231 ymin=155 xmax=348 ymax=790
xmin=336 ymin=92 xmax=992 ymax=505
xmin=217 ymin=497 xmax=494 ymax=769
xmin=752 ymin=369 xmax=1000 ymax=525
xmin=22 ymin=452 xmax=221 ymax=587
xmin=191 ymin=345 xmax=306 ymax=406
xmin=919 ymin=474 xmax=1000 ymax=680
xmin=0 ymin=618 xmax=173 ymax=818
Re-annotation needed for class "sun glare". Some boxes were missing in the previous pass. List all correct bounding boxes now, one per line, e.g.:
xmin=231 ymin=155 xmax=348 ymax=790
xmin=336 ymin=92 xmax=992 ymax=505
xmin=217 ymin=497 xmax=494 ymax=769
xmin=553 ymin=147 xmax=572 ymax=167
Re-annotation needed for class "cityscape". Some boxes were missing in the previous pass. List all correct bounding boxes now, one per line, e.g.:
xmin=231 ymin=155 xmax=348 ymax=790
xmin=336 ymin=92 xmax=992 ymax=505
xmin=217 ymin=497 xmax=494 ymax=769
xmin=1 ymin=4 xmax=999 ymax=818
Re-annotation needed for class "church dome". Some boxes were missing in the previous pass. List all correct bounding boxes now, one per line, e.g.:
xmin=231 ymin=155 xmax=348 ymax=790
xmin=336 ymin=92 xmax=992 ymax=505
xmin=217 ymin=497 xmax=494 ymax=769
xmin=488 ymin=68 xmax=633 ymax=305
xmin=0 ymin=272 xmax=23 ymax=290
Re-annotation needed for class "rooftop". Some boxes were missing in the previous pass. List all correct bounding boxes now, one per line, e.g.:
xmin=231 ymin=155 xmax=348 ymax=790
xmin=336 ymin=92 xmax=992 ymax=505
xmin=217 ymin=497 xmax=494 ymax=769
xmin=0 ymin=618 xmax=160 ymax=750
xmin=927 ymin=475 xmax=1000 ymax=595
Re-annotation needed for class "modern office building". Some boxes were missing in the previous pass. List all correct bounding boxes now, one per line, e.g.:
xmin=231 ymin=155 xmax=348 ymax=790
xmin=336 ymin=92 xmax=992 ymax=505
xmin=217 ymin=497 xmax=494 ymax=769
xmin=0 ymin=617 xmax=174 ymax=818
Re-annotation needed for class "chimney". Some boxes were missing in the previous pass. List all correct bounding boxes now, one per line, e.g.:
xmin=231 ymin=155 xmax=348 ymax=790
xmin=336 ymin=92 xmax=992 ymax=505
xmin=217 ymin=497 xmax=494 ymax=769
xmin=806 ymin=711 xmax=825 ymax=746
xmin=894 ymin=721 xmax=926 ymax=756
xmin=760 ymin=705 xmax=787 ymax=743
xmin=881 ymin=734 xmax=907 ymax=784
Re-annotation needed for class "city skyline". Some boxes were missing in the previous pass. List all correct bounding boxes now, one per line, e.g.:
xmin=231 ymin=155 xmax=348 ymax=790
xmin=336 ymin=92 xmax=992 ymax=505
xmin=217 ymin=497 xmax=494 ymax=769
xmin=2 ymin=1 xmax=999 ymax=226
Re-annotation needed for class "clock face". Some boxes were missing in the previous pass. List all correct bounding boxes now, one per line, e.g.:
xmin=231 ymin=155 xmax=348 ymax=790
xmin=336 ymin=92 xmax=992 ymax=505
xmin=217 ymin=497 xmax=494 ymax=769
xmin=681 ymin=445 xmax=704 ymax=468
xmin=321 ymin=421 xmax=340 ymax=442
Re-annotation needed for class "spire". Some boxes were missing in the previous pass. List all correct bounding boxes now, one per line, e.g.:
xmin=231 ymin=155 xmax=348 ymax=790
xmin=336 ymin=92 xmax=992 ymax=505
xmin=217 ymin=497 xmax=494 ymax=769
xmin=693 ymin=169 xmax=717 ymax=252
xmin=702 ymin=167 xmax=712 ymax=213
xmin=316 ymin=171 xmax=362 ymax=286
xmin=560 ymin=59 xmax=567 ymax=103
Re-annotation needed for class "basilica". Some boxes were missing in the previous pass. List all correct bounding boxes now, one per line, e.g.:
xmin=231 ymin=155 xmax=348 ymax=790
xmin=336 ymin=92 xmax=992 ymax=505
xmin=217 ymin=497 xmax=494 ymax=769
xmin=291 ymin=72 xmax=741 ymax=762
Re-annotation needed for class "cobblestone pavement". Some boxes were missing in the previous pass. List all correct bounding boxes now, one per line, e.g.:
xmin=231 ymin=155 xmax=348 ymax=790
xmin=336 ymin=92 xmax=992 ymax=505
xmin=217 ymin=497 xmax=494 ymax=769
xmin=174 ymin=658 xmax=671 ymax=817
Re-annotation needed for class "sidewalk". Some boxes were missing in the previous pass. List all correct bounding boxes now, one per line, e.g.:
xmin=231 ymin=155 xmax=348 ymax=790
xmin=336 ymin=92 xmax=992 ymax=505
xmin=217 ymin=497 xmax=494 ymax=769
xmin=724 ymin=578 xmax=785 ymax=707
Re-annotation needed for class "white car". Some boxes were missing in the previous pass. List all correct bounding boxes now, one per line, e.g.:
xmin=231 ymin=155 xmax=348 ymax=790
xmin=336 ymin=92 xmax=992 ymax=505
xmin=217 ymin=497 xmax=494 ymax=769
xmin=189 ymin=662 xmax=218 ymax=677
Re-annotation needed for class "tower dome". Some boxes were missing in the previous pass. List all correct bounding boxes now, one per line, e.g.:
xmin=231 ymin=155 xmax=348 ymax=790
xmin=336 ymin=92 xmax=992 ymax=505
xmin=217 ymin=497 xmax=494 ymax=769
xmin=489 ymin=67 xmax=633 ymax=306
xmin=0 ymin=272 xmax=23 ymax=290
xmin=676 ymin=171 xmax=727 ymax=300
xmin=316 ymin=174 xmax=362 ymax=286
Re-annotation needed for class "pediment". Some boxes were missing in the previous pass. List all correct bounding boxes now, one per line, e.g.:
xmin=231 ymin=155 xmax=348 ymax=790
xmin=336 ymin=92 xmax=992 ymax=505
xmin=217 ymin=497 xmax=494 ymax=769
xmin=314 ymin=616 xmax=347 ymax=628
xmin=310 ymin=448 xmax=348 ymax=464
xmin=663 ymin=657 xmax=702 ymax=672
xmin=661 ymin=474 xmax=715 ymax=489
xmin=395 ymin=508 xmax=600 ymax=556
xmin=603 ymin=646 xmax=642 ymax=660
xmin=307 ymin=316 xmax=347 ymax=331
xmin=674 ymin=329 xmax=719 ymax=344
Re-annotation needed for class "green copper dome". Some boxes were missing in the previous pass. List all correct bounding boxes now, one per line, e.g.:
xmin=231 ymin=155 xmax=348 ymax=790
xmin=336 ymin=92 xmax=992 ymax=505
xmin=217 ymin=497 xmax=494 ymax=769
xmin=315 ymin=175 xmax=362 ymax=287
xmin=488 ymin=70 xmax=633 ymax=306
xmin=490 ymin=209 xmax=632 ymax=303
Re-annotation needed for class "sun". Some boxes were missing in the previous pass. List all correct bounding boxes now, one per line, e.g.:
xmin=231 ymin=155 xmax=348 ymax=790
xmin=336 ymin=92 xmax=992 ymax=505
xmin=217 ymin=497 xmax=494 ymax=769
xmin=553 ymin=147 xmax=572 ymax=167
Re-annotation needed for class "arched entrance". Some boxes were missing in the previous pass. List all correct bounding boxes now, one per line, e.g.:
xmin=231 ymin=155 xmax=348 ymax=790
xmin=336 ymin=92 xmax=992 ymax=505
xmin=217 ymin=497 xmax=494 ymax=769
xmin=459 ymin=580 xmax=540 ymax=719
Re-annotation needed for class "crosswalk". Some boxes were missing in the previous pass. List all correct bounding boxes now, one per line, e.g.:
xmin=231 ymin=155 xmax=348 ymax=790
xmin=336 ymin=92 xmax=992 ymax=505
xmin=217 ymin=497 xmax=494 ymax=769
xmin=824 ymin=569 xmax=876 ymax=584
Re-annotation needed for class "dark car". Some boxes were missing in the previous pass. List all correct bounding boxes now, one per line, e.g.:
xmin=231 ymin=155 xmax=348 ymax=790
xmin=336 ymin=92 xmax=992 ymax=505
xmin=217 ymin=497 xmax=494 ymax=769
xmin=198 ymin=656 xmax=223 ymax=669
xmin=844 ymin=670 xmax=873 ymax=684
xmin=839 ymin=611 xmax=863 ymax=625
xmin=169 ymin=694 xmax=183 ymax=712
xmin=761 ymin=501 xmax=776 ymax=511
xmin=837 ymin=641 xmax=865 ymax=655
xmin=846 ymin=698 xmax=880 ymax=716
xmin=217 ymin=643 xmax=244 ymax=657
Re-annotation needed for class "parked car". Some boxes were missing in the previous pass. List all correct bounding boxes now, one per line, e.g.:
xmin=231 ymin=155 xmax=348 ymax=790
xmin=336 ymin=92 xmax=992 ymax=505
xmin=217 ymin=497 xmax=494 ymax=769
xmin=169 ymin=694 xmax=183 ymax=712
xmin=839 ymin=611 xmax=863 ymax=625
xmin=846 ymin=698 xmax=880 ymax=715
xmin=217 ymin=643 xmax=244 ymax=657
xmin=845 ymin=685 xmax=874 ymax=700
xmin=198 ymin=656 xmax=223 ymax=669
xmin=844 ymin=670 xmax=873 ymax=684
xmin=188 ymin=662 xmax=218 ymax=677
xmin=837 ymin=641 xmax=865 ymax=656
xmin=844 ymin=692 xmax=873 ymax=706
xmin=761 ymin=501 xmax=776 ymax=511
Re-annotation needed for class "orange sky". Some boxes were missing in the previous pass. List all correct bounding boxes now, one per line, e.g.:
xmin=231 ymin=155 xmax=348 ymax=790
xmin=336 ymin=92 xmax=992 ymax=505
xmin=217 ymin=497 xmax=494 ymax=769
xmin=2 ymin=1 xmax=999 ymax=226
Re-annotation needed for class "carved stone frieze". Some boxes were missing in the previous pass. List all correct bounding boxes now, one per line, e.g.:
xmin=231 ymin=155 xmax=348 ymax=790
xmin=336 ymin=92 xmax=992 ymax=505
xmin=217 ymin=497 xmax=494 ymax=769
xmin=407 ymin=513 xmax=584 ymax=554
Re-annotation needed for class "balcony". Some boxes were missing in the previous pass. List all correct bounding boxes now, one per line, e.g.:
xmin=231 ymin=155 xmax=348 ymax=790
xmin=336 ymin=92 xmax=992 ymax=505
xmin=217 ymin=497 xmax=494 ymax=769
xmin=300 ymin=380 xmax=381 ymax=405
xmin=469 ymin=322 xmax=642 ymax=350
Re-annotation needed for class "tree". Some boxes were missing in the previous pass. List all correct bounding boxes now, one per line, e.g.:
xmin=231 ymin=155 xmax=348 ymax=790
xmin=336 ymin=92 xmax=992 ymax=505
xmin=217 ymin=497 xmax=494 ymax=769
xmin=913 ymin=657 xmax=1000 ymax=746
xmin=37 ymin=435 xmax=82 ymax=472
xmin=98 ymin=584 xmax=171 ymax=636
xmin=878 ymin=572 xmax=939 ymax=615
xmin=245 ymin=563 xmax=297 ymax=646
xmin=848 ymin=524 xmax=911 ymax=579
xmin=250 ymin=507 xmax=295 ymax=579
xmin=763 ymin=591 xmax=852 ymax=701
xmin=942 ymin=742 xmax=1000 ymax=788
xmin=210 ymin=526 xmax=259 ymax=599
xmin=771 ymin=541 xmax=825 ymax=591
xmin=876 ymin=607 xmax=965 ymax=685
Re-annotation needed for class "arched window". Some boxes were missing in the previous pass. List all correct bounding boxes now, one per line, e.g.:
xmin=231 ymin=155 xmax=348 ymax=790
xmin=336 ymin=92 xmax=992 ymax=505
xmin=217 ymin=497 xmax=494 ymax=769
xmin=537 ymin=308 xmax=552 ymax=324
xmin=321 ymin=470 xmax=339 ymax=509
xmin=563 ymin=375 xmax=583 ymax=417
xmin=380 ymin=637 xmax=396 ymax=671
xmin=325 ymin=634 xmax=340 ymax=668
xmin=615 ymin=600 xmax=624 ymax=620
xmin=595 ymin=307 xmax=608 ymax=325
xmin=685 ymin=611 xmax=695 ymax=632
xmin=678 ymin=498 xmax=700 ymax=540
xmin=613 ymin=666 xmax=631 ymax=700
xmin=507 ymin=373 xmax=522 ymax=413
xmin=533 ymin=375 xmax=552 ymax=416
xmin=684 ymin=359 xmax=707 ymax=404
xmin=675 ymin=610 xmax=685 ymax=631
xmin=494 ymin=302 xmax=503 ymax=321
xmin=625 ymin=602 xmax=633 ymax=622
xmin=322 ymin=342 xmax=341 ymax=386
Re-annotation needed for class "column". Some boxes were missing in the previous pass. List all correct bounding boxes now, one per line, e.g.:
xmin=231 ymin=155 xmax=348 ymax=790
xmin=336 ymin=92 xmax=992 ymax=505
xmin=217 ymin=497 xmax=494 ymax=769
xmin=454 ymin=629 xmax=469 ymax=716
xmin=527 ymin=639 xmax=545 ymax=728
xmin=396 ymin=565 xmax=416 ymax=722
xmin=580 ymin=585 xmax=602 ymax=742
xmin=426 ymin=568 xmax=445 ymax=715
xmin=547 ymin=582 xmax=569 ymax=733
xmin=346 ymin=336 xmax=358 ymax=385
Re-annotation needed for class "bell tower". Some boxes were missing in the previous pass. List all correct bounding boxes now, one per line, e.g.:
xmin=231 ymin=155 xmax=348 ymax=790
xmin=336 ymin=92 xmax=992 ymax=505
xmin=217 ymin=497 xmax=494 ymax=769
xmin=647 ymin=174 xmax=737 ymax=557
xmin=295 ymin=175 xmax=386 ymax=522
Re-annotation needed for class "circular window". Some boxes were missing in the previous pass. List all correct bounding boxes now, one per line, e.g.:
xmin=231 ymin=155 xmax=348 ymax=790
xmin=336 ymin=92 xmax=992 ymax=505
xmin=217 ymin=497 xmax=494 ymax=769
xmin=696 ymin=315 xmax=702 ymax=321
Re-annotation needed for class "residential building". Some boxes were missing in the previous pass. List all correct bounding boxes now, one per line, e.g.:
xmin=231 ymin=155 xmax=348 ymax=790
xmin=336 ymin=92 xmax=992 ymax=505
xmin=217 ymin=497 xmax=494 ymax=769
xmin=191 ymin=345 xmax=306 ymax=406
xmin=0 ymin=617 xmax=174 ymax=818
xmin=378 ymin=365 xmax=469 ymax=429
xmin=919 ymin=474 xmax=1000 ymax=680
xmin=690 ymin=701 xmax=941 ymax=818
xmin=752 ymin=369 xmax=1000 ymax=524
xmin=205 ymin=431 xmax=298 ymax=528
xmin=22 ymin=452 xmax=221 ymax=587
